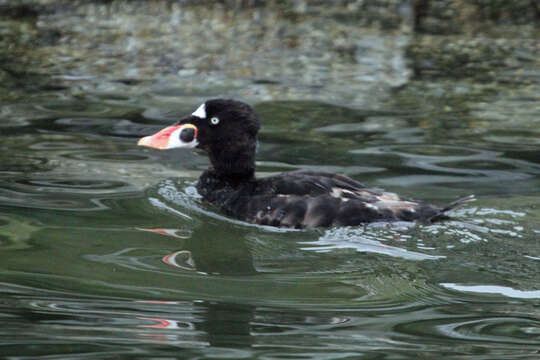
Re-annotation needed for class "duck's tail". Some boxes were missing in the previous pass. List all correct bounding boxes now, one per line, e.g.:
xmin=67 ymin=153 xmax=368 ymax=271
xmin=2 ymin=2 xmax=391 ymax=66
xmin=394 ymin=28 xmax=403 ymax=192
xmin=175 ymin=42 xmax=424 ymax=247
xmin=441 ymin=194 xmax=476 ymax=213
xmin=430 ymin=195 xmax=476 ymax=222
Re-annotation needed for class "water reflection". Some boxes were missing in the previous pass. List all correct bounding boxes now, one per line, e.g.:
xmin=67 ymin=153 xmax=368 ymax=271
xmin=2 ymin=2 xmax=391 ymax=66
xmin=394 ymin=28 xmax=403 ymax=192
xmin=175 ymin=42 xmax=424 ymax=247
xmin=162 ymin=250 xmax=196 ymax=271
xmin=197 ymin=302 xmax=256 ymax=348
xmin=151 ymin=223 xmax=257 ymax=276
xmin=87 ymin=224 xmax=258 ymax=276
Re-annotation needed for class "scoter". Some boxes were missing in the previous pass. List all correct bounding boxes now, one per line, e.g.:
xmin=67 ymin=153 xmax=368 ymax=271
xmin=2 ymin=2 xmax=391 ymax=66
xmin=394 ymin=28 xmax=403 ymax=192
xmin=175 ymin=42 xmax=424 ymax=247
xmin=138 ymin=99 xmax=474 ymax=228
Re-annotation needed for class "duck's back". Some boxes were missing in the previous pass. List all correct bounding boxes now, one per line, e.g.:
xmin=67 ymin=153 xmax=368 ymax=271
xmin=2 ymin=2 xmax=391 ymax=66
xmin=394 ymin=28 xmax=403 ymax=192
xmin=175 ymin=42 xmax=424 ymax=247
xmin=199 ymin=170 xmax=468 ymax=228
xmin=243 ymin=171 xmax=440 ymax=228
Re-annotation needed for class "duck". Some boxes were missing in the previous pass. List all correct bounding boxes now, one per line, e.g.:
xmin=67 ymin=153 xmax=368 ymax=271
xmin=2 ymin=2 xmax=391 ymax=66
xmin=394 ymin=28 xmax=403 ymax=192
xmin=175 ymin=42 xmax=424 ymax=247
xmin=138 ymin=99 xmax=474 ymax=228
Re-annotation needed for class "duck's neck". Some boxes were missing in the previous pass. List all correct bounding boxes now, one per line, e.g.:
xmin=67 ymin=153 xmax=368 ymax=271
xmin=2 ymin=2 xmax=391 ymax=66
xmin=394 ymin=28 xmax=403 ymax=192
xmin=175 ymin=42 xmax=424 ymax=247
xmin=200 ymin=167 xmax=255 ymax=190
xmin=207 ymin=139 xmax=257 ymax=185
xmin=208 ymin=158 xmax=256 ymax=185
xmin=197 ymin=163 xmax=255 ymax=202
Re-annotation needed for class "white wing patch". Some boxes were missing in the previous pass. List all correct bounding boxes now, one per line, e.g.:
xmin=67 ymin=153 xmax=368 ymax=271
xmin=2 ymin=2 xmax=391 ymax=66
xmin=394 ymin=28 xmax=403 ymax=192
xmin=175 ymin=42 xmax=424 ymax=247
xmin=329 ymin=186 xmax=417 ymax=213
xmin=330 ymin=187 xmax=355 ymax=202
xmin=192 ymin=103 xmax=206 ymax=119
xmin=374 ymin=199 xmax=417 ymax=212
xmin=365 ymin=203 xmax=379 ymax=210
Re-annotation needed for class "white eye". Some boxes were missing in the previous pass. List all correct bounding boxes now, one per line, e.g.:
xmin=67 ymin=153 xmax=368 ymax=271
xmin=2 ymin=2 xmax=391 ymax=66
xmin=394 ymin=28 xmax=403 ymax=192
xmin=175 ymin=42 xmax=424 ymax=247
xmin=210 ymin=117 xmax=220 ymax=125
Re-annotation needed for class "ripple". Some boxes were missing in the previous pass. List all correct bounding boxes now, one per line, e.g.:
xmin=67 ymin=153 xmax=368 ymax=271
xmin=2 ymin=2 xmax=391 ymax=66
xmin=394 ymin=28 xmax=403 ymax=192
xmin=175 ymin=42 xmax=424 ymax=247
xmin=0 ymin=154 xmax=49 ymax=173
xmin=301 ymin=226 xmax=444 ymax=261
xmin=396 ymin=314 xmax=540 ymax=346
xmin=151 ymin=85 xmax=224 ymax=97
xmin=352 ymin=144 xmax=539 ymax=185
xmin=441 ymin=283 xmax=540 ymax=299
xmin=29 ymin=141 xmax=90 ymax=151
xmin=0 ymin=104 xmax=53 ymax=126
xmin=314 ymin=117 xmax=407 ymax=134
xmin=84 ymin=247 xmax=168 ymax=272
xmin=54 ymin=118 xmax=153 ymax=138
xmin=474 ymin=208 xmax=526 ymax=218
xmin=54 ymin=74 xmax=95 ymax=81
xmin=14 ymin=179 xmax=130 ymax=193
xmin=382 ymin=145 xmax=479 ymax=157
xmin=142 ymin=105 xmax=196 ymax=122
xmin=0 ymin=177 xmax=138 ymax=211
xmin=63 ymin=151 xmax=151 ymax=162
xmin=11 ymin=295 xmax=203 ymax=340
xmin=486 ymin=135 xmax=540 ymax=146
xmin=438 ymin=160 xmax=518 ymax=170
xmin=55 ymin=118 xmax=115 ymax=126
xmin=35 ymin=102 xmax=112 ymax=116
xmin=256 ymin=162 xmax=385 ymax=176
xmin=0 ymin=194 xmax=108 ymax=211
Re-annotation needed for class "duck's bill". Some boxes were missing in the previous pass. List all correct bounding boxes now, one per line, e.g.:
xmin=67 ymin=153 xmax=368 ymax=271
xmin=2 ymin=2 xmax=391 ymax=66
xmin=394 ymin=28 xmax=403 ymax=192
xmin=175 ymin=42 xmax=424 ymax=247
xmin=137 ymin=124 xmax=198 ymax=150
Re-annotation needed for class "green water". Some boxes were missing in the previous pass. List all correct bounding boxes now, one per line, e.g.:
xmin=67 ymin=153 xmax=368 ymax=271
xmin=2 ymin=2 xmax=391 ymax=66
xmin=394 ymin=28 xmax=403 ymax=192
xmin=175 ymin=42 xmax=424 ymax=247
xmin=1 ymin=88 xmax=539 ymax=359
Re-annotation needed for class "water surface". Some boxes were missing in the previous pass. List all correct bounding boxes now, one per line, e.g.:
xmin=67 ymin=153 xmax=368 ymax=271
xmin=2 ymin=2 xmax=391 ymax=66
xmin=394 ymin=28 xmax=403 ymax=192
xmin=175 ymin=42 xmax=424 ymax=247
xmin=1 ymin=87 xmax=539 ymax=359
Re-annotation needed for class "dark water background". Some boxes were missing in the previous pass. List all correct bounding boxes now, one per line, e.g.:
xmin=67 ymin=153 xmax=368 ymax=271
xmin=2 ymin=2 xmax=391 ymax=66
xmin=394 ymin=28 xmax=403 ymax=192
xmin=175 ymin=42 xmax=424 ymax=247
xmin=1 ymin=2 xmax=540 ymax=359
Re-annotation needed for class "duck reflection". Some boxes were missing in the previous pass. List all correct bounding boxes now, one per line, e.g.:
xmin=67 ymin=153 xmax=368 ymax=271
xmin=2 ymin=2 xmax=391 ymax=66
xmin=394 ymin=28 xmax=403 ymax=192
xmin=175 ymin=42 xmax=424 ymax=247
xmin=138 ymin=225 xmax=257 ymax=347
xmin=135 ymin=226 xmax=356 ymax=349
xmin=198 ymin=301 xmax=255 ymax=348
xmin=137 ymin=300 xmax=255 ymax=348
xmin=139 ymin=224 xmax=257 ymax=275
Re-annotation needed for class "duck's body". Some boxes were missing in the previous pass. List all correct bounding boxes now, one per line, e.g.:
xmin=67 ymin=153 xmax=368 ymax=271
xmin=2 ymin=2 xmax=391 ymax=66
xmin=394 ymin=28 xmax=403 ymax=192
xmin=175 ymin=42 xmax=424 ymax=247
xmin=197 ymin=168 xmax=472 ymax=228
xmin=138 ymin=99 xmax=474 ymax=228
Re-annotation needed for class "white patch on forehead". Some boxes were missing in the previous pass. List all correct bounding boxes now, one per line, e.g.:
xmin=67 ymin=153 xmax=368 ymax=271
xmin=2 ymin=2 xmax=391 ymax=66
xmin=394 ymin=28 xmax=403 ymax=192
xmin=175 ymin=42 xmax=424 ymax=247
xmin=192 ymin=103 xmax=206 ymax=119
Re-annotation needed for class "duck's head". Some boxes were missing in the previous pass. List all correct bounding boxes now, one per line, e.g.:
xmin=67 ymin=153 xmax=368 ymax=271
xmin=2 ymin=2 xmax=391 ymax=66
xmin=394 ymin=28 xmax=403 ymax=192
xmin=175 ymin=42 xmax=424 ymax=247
xmin=138 ymin=99 xmax=260 ymax=179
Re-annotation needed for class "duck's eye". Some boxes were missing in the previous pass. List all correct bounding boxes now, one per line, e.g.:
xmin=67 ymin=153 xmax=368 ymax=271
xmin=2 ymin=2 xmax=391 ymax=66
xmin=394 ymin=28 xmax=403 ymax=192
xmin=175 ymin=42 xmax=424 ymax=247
xmin=210 ymin=117 xmax=220 ymax=126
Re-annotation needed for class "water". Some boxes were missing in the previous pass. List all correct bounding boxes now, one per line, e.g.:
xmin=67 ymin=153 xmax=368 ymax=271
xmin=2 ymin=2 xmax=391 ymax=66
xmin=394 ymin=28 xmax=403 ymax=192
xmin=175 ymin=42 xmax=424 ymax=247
xmin=1 ymin=1 xmax=539 ymax=357
xmin=1 ymin=88 xmax=539 ymax=359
